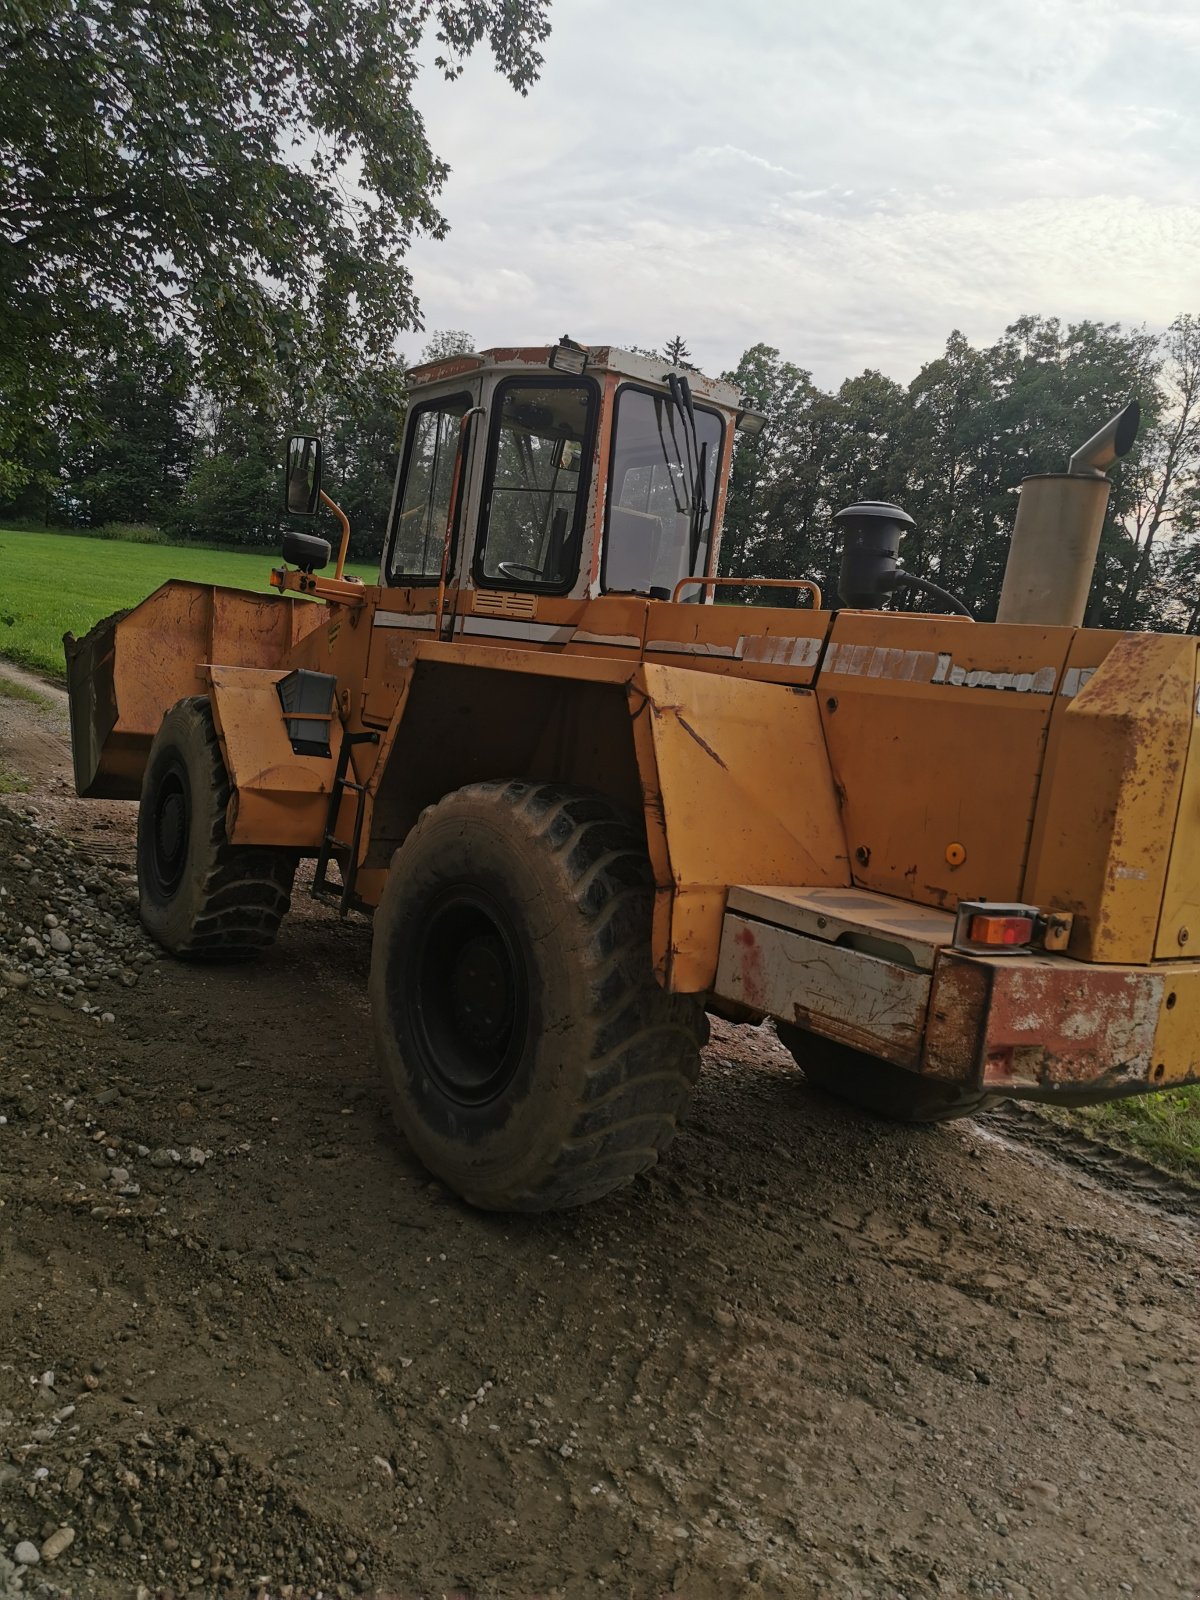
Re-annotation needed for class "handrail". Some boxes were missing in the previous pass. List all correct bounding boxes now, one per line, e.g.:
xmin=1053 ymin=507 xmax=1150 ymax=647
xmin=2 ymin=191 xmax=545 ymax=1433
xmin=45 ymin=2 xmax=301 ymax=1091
xmin=319 ymin=491 xmax=352 ymax=580
xmin=671 ymin=575 xmax=823 ymax=608
xmin=435 ymin=405 xmax=485 ymax=638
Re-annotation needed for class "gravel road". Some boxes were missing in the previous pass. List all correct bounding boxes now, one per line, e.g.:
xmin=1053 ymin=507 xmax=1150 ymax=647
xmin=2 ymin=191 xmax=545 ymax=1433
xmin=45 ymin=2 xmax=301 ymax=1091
xmin=1 ymin=667 xmax=1197 ymax=1600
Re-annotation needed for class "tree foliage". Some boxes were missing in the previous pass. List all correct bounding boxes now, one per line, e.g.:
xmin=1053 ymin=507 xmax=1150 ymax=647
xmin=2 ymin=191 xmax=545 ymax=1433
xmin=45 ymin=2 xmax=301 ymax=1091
xmin=0 ymin=0 xmax=549 ymax=423
xmin=420 ymin=329 xmax=477 ymax=362
xmin=720 ymin=315 xmax=1199 ymax=630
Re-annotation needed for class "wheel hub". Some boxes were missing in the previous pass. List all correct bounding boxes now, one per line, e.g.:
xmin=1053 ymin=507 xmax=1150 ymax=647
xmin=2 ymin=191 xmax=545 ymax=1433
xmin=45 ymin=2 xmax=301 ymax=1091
xmin=451 ymin=934 xmax=512 ymax=1046
xmin=411 ymin=889 xmax=527 ymax=1106
xmin=151 ymin=770 xmax=190 ymax=895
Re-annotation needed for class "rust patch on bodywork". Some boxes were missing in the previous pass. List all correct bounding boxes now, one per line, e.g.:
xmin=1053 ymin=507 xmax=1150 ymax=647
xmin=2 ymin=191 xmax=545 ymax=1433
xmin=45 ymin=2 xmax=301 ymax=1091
xmin=923 ymin=950 xmax=1162 ymax=1093
xmin=922 ymin=955 xmax=992 ymax=1083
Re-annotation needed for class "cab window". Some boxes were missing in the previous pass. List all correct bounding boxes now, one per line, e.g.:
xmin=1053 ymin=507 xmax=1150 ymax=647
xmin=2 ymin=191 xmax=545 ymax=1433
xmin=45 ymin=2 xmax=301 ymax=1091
xmin=474 ymin=379 xmax=596 ymax=590
xmin=602 ymin=386 xmax=724 ymax=600
xmin=386 ymin=393 xmax=471 ymax=584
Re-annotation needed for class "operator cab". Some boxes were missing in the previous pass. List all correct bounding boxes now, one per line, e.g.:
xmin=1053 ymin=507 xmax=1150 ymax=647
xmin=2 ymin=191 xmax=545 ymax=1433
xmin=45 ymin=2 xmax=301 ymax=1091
xmin=382 ymin=338 xmax=758 ymax=607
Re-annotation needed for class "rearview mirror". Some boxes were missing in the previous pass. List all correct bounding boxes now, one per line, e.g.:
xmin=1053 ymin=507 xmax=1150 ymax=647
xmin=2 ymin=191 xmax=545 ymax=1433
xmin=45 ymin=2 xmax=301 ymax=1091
xmin=285 ymin=435 xmax=323 ymax=516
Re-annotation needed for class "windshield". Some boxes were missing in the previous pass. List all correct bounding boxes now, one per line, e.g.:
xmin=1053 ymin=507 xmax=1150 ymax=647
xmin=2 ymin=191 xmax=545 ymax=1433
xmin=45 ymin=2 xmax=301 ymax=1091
xmin=602 ymin=385 xmax=723 ymax=601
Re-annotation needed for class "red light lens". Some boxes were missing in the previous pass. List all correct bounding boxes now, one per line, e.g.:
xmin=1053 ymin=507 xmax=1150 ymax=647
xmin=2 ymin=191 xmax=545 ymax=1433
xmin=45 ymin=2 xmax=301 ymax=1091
xmin=968 ymin=913 xmax=1034 ymax=947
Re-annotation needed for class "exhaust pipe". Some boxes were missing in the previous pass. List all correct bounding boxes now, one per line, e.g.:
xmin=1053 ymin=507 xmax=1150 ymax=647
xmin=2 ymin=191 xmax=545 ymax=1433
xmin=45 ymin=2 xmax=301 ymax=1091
xmin=1068 ymin=399 xmax=1141 ymax=477
xmin=996 ymin=400 xmax=1140 ymax=628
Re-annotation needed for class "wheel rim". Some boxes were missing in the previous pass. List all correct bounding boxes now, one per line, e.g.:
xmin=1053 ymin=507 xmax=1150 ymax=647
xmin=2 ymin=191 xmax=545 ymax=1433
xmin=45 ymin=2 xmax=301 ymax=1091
xmin=149 ymin=761 xmax=190 ymax=898
xmin=409 ymin=887 xmax=528 ymax=1105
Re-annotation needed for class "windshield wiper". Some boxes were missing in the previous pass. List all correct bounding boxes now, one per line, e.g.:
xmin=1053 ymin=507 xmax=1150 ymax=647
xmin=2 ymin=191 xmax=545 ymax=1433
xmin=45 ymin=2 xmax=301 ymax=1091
xmin=667 ymin=373 xmax=708 ymax=570
xmin=688 ymin=439 xmax=709 ymax=570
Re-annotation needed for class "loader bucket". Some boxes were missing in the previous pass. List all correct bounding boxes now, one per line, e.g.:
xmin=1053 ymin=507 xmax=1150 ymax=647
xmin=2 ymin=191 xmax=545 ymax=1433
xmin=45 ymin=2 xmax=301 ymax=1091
xmin=64 ymin=609 xmax=131 ymax=799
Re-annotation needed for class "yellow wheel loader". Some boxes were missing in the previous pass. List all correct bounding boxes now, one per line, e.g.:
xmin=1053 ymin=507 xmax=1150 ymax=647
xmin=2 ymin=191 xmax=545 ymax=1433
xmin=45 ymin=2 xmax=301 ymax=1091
xmin=65 ymin=339 xmax=1200 ymax=1210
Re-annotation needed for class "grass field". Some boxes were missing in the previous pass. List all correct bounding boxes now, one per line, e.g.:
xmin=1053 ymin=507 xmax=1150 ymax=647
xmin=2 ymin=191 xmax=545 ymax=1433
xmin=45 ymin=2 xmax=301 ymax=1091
xmin=0 ymin=527 xmax=377 ymax=678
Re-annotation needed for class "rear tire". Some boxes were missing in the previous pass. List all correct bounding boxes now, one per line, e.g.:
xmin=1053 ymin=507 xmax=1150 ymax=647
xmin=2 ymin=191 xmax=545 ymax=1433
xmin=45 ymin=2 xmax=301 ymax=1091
xmin=776 ymin=1023 xmax=999 ymax=1123
xmin=137 ymin=697 xmax=295 ymax=959
xmin=369 ymin=781 xmax=705 ymax=1211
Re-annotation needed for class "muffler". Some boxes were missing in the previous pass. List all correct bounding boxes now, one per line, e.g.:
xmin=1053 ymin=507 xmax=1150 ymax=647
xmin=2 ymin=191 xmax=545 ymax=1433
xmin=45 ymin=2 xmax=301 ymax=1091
xmin=996 ymin=400 xmax=1140 ymax=627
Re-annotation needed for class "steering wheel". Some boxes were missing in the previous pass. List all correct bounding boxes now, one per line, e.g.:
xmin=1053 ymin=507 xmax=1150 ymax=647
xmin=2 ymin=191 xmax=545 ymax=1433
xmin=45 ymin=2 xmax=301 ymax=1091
xmin=496 ymin=562 xmax=544 ymax=581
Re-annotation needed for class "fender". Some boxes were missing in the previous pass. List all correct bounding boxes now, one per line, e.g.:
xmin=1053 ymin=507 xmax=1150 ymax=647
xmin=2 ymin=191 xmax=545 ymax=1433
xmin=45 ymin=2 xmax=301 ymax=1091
xmin=203 ymin=664 xmax=343 ymax=846
xmin=627 ymin=662 xmax=849 ymax=990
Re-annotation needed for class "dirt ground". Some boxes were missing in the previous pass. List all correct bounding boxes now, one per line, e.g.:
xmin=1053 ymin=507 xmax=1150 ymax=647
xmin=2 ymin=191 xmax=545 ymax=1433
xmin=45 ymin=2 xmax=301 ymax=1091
xmin=0 ymin=668 xmax=1197 ymax=1600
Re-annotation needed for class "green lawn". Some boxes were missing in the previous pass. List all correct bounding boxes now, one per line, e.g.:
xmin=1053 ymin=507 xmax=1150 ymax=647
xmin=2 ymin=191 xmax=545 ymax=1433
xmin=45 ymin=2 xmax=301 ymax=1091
xmin=1039 ymin=1086 xmax=1200 ymax=1181
xmin=0 ymin=528 xmax=377 ymax=678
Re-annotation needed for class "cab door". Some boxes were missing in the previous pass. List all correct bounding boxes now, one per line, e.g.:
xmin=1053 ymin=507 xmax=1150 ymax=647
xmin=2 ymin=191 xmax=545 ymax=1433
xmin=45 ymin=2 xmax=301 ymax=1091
xmin=364 ymin=380 xmax=483 ymax=720
xmin=458 ymin=374 xmax=600 ymax=646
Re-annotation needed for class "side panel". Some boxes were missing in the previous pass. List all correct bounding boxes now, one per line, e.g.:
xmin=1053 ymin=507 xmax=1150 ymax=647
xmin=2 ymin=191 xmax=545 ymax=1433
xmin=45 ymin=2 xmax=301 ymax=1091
xmin=1024 ymin=632 xmax=1196 ymax=964
xmin=715 ymin=913 xmax=930 ymax=1065
xmin=628 ymin=663 xmax=849 ymax=991
xmin=816 ymin=612 xmax=1074 ymax=910
xmin=1153 ymin=644 xmax=1200 ymax=960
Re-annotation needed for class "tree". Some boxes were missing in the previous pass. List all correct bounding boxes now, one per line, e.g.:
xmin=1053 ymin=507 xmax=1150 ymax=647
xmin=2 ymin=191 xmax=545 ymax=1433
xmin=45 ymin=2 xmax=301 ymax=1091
xmin=1109 ymin=314 xmax=1200 ymax=628
xmin=420 ymin=330 xmax=477 ymax=363
xmin=663 ymin=335 xmax=695 ymax=371
xmin=59 ymin=336 xmax=195 ymax=527
xmin=319 ymin=359 xmax=409 ymax=561
xmin=718 ymin=317 xmax=1179 ymax=622
xmin=900 ymin=317 xmax=1159 ymax=618
xmin=167 ymin=399 xmax=281 ymax=549
xmin=0 ymin=0 xmax=550 ymax=422
xmin=718 ymin=344 xmax=824 ymax=593
xmin=629 ymin=336 xmax=698 ymax=371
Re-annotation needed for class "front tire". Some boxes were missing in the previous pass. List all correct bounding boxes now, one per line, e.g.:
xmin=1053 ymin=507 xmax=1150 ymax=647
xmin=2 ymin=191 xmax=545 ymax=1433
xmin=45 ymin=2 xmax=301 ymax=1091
xmin=777 ymin=1023 xmax=999 ymax=1123
xmin=369 ymin=781 xmax=705 ymax=1212
xmin=137 ymin=697 xmax=295 ymax=959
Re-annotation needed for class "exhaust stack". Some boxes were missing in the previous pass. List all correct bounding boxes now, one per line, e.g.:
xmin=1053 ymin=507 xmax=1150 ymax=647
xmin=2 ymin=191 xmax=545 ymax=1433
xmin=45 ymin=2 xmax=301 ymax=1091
xmin=996 ymin=400 xmax=1140 ymax=628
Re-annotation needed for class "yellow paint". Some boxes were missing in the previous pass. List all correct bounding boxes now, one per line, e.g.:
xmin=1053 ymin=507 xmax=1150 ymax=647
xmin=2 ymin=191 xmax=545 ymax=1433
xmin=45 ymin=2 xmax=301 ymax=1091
xmin=817 ymin=612 xmax=1075 ymax=911
xmin=1154 ymin=643 xmax=1200 ymax=961
xmin=1025 ymin=632 xmax=1196 ymax=964
xmin=626 ymin=663 xmax=849 ymax=990
xmin=205 ymin=665 xmax=342 ymax=847
xmin=1149 ymin=964 xmax=1200 ymax=1084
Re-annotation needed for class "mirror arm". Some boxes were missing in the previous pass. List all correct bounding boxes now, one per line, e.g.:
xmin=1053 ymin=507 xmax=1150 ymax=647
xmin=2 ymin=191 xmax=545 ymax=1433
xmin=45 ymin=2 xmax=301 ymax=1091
xmin=319 ymin=490 xmax=351 ymax=580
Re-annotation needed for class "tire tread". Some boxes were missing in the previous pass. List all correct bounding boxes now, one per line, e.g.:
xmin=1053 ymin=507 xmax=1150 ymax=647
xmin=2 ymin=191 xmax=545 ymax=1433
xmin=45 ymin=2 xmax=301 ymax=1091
xmin=139 ymin=697 xmax=294 ymax=961
xmin=376 ymin=779 xmax=705 ymax=1211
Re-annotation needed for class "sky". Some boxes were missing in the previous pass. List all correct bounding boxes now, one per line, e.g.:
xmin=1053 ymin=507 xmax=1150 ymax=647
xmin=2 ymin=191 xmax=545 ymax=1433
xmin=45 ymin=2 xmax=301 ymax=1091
xmin=403 ymin=0 xmax=1200 ymax=389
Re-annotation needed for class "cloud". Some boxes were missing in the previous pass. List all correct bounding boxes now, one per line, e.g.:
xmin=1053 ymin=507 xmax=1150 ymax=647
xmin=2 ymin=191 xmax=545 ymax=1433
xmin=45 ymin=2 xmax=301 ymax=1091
xmin=402 ymin=0 xmax=1200 ymax=384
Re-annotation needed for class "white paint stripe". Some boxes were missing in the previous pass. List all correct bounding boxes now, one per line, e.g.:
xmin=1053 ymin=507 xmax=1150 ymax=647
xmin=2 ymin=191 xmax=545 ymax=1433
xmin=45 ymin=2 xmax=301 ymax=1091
xmin=736 ymin=634 xmax=822 ymax=667
xmin=646 ymin=639 xmax=737 ymax=658
xmin=828 ymin=643 xmax=1057 ymax=693
xmin=372 ymin=611 xmax=436 ymax=630
xmin=572 ymin=630 xmax=641 ymax=649
xmin=1060 ymin=666 xmax=1097 ymax=698
xmin=460 ymin=618 xmax=576 ymax=643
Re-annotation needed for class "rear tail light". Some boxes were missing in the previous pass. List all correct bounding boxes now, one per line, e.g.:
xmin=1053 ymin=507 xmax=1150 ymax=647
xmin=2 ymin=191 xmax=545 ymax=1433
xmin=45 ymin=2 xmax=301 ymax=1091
xmin=952 ymin=901 xmax=1067 ymax=956
xmin=968 ymin=913 xmax=1035 ymax=947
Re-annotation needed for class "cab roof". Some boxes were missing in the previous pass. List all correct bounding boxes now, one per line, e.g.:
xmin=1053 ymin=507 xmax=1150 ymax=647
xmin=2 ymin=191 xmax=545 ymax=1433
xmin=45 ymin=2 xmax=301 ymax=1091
xmin=406 ymin=343 xmax=747 ymax=413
